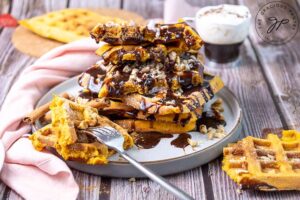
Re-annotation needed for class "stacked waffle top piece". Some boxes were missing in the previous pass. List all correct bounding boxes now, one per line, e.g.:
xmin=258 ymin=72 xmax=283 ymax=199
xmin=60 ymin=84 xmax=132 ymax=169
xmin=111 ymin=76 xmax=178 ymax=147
xmin=79 ymin=22 xmax=224 ymax=134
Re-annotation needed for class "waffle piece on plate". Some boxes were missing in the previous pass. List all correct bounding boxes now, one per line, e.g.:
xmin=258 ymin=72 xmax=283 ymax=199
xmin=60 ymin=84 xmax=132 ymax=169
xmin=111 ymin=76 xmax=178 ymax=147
xmin=20 ymin=9 xmax=126 ymax=43
xmin=90 ymin=22 xmax=203 ymax=52
xmin=30 ymin=96 xmax=133 ymax=164
xmin=222 ymin=130 xmax=300 ymax=191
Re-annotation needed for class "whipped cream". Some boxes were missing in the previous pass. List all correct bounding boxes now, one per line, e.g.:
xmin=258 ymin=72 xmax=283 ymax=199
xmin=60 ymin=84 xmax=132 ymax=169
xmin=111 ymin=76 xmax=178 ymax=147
xmin=196 ymin=4 xmax=251 ymax=45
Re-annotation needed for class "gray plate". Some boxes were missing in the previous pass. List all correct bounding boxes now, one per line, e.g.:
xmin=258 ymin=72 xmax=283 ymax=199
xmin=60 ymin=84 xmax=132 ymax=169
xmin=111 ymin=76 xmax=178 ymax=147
xmin=34 ymin=76 xmax=242 ymax=178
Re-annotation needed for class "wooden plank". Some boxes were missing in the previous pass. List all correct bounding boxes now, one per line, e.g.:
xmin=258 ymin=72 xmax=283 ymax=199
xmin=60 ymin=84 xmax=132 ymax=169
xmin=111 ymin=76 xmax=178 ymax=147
xmin=0 ymin=2 xmax=16 ymax=198
xmin=43 ymin=0 xmax=68 ymax=11
xmin=205 ymin=0 xmax=300 ymax=198
xmin=68 ymin=0 xmax=121 ymax=9
xmin=206 ymin=39 xmax=300 ymax=199
xmin=110 ymin=168 xmax=206 ymax=200
xmin=243 ymin=0 xmax=300 ymax=130
xmin=123 ymin=0 xmax=164 ymax=19
xmin=183 ymin=0 xmax=299 ymax=199
xmin=186 ymin=0 xmax=234 ymax=7
xmin=10 ymin=0 xmax=67 ymax=18
xmin=72 ymin=170 xmax=102 ymax=200
xmin=0 ymin=29 xmax=35 ymax=108
xmin=0 ymin=0 xmax=11 ymax=35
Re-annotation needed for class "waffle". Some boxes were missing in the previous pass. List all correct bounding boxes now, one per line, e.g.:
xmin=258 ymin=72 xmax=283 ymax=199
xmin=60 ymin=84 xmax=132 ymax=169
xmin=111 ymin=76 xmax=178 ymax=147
xmin=79 ymin=51 xmax=205 ymax=98
xmin=20 ymin=9 xmax=126 ymax=43
xmin=96 ymin=43 xmax=203 ymax=65
xmin=30 ymin=96 xmax=133 ymax=164
xmin=222 ymin=130 xmax=300 ymax=191
xmin=90 ymin=22 xmax=203 ymax=52
xmin=115 ymin=118 xmax=197 ymax=134
xmin=121 ymin=74 xmax=223 ymax=115
xmin=111 ymin=111 xmax=198 ymax=124
xmin=96 ymin=44 xmax=168 ymax=64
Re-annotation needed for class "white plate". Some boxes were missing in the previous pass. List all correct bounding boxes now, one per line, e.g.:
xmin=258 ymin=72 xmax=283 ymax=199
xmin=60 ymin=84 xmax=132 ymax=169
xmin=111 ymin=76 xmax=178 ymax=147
xmin=34 ymin=76 xmax=242 ymax=177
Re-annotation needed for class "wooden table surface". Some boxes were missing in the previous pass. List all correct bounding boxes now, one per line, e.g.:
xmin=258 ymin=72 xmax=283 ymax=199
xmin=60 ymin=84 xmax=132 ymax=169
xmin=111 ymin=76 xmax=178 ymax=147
xmin=0 ymin=0 xmax=300 ymax=199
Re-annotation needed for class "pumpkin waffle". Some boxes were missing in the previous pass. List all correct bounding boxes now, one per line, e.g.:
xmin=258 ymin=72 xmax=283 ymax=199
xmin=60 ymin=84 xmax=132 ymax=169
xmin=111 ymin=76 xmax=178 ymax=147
xmin=79 ymin=72 xmax=221 ymax=116
xmin=96 ymin=44 xmax=168 ymax=64
xmin=79 ymin=51 xmax=205 ymax=98
xmin=20 ymin=9 xmax=126 ymax=43
xmin=115 ymin=119 xmax=197 ymax=134
xmin=30 ymin=96 xmax=133 ymax=165
xmin=222 ymin=130 xmax=300 ymax=191
xmin=96 ymin=43 xmax=205 ymax=65
xmin=90 ymin=22 xmax=203 ymax=52
xmin=99 ymin=108 xmax=199 ymax=133
xmin=102 ymin=110 xmax=198 ymax=124
xmin=121 ymin=74 xmax=223 ymax=115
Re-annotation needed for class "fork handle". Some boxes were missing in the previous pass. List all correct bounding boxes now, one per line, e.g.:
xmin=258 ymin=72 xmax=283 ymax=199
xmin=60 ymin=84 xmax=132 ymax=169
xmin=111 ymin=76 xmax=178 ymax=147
xmin=118 ymin=151 xmax=194 ymax=200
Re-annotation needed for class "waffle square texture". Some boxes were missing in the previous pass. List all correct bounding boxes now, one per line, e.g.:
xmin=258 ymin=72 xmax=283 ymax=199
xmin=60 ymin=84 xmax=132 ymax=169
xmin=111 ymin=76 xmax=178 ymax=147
xmin=222 ymin=130 xmax=300 ymax=191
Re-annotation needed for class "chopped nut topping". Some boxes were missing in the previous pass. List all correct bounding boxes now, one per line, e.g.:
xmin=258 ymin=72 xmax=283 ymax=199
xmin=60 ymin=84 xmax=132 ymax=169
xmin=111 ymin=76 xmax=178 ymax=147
xmin=187 ymin=138 xmax=200 ymax=148
xmin=199 ymin=124 xmax=207 ymax=134
xmin=236 ymin=169 xmax=249 ymax=175
xmin=78 ymin=121 xmax=88 ymax=129
xmin=168 ymin=51 xmax=177 ymax=61
xmin=211 ymin=98 xmax=224 ymax=112
xmin=165 ymin=100 xmax=176 ymax=105
xmin=259 ymin=154 xmax=275 ymax=161
xmin=123 ymin=65 xmax=131 ymax=73
xmin=140 ymin=66 xmax=150 ymax=73
xmin=208 ymin=127 xmax=216 ymax=134
xmin=206 ymin=125 xmax=227 ymax=140
xmin=128 ymin=178 xmax=136 ymax=182
xmin=207 ymin=131 xmax=214 ymax=140
xmin=129 ymin=68 xmax=142 ymax=83
xmin=290 ymin=158 xmax=300 ymax=162
xmin=217 ymin=125 xmax=225 ymax=133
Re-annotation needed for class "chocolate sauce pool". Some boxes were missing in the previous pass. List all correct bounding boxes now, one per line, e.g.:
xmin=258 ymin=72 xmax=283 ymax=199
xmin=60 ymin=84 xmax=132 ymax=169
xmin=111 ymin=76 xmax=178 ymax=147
xmin=134 ymin=132 xmax=173 ymax=149
xmin=133 ymin=132 xmax=193 ymax=149
xmin=170 ymin=133 xmax=191 ymax=148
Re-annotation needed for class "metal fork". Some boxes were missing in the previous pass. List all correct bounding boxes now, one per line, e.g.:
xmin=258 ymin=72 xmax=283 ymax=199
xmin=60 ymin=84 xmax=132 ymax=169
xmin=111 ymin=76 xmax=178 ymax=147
xmin=87 ymin=126 xmax=194 ymax=200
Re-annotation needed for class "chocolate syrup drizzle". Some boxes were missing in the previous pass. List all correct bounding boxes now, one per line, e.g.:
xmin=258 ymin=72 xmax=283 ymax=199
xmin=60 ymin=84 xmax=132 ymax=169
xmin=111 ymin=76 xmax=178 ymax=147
xmin=78 ymin=65 xmax=105 ymax=99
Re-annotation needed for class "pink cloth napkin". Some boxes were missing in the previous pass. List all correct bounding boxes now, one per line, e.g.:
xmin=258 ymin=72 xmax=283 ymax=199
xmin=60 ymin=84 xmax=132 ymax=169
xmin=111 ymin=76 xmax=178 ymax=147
xmin=0 ymin=38 xmax=101 ymax=200
xmin=164 ymin=0 xmax=199 ymax=23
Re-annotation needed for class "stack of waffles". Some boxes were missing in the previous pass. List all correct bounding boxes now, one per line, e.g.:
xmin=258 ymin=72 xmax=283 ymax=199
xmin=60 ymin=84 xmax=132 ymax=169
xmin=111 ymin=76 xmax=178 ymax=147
xmin=223 ymin=130 xmax=300 ymax=190
xmin=30 ymin=21 xmax=225 ymax=165
xmin=79 ymin=21 xmax=224 ymax=134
